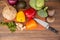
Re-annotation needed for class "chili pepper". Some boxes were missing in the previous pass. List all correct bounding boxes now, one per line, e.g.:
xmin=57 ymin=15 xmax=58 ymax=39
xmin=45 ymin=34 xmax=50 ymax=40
xmin=24 ymin=8 xmax=36 ymax=20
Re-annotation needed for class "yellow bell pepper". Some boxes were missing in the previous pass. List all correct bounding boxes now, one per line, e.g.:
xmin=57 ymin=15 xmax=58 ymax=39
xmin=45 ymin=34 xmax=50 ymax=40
xmin=16 ymin=11 xmax=25 ymax=22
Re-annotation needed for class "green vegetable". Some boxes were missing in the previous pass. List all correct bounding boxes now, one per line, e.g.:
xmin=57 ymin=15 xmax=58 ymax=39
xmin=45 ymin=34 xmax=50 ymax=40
xmin=0 ymin=21 xmax=16 ymax=32
xmin=37 ymin=7 xmax=48 ymax=17
xmin=7 ymin=22 xmax=16 ymax=32
xmin=36 ymin=0 xmax=44 ymax=8
xmin=37 ymin=10 xmax=48 ymax=17
xmin=29 ymin=0 xmax=44 ymax=10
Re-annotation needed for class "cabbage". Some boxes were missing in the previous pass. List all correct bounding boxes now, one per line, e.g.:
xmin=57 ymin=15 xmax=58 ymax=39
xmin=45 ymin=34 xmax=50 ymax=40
xmin=29 ymin=0 xmax=44 ymax=10
xmin=36 ymin=0 xmax=44 ymax=8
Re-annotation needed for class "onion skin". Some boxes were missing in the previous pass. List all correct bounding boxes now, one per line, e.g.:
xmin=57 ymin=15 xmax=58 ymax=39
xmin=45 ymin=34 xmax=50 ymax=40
xmin=8 ymin=0 xmax=17 ymax=5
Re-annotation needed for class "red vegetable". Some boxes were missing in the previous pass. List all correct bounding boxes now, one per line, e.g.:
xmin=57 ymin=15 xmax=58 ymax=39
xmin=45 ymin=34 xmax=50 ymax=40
xmin=24 ymin=8 xmax=36 ymax=20
xmin=8 ymin=0 xmax=17 ymax=5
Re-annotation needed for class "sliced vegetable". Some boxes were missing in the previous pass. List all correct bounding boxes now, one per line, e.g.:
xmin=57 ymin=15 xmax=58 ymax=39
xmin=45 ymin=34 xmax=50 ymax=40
xmin=24 ymin=8 xmax=36 ymax=20
xmin=16 ymin=10 xmax=25 ymax=22
xmin=25 ymin=19 xmax=38 ymax=30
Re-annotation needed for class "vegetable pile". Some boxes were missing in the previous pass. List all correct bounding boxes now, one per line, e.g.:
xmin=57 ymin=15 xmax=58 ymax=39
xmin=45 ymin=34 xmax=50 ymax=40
xmin=0 ymin=0 xmax=56 ymax=32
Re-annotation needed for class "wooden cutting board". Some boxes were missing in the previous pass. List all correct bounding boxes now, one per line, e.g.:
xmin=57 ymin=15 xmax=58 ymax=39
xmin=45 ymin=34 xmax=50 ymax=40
xmin=0 ymin=0 xmax=60 ymax=40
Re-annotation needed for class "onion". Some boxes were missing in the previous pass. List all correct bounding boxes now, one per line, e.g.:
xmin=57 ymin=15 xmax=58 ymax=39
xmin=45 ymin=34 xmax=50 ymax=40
xmin=8 ymin=0 xmax=17 ymax=5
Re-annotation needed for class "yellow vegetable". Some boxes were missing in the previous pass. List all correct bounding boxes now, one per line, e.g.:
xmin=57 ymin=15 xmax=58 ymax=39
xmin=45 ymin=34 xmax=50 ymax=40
xmin=16 ymin=11 xmax=25 ymax=22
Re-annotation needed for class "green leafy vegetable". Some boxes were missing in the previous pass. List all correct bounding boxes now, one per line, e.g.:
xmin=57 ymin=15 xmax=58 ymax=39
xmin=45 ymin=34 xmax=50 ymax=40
xmin=7 ymin=22 xmax=16 ymax=32
xmin=29 ymin=0 xmax=44 ymax=10
xmin=36 ymin=0 xmax=44 ymax=8
xmin=37 ymin=7 xmax=48 ymax=17
xmin=0 ymin=21 xmax=16 ymax=32
xmin=37 ymin=10 xmax=48 ymax=17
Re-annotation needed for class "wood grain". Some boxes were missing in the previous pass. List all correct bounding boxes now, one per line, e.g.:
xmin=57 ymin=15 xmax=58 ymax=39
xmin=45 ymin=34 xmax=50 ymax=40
xmin=0 ymin=0 xmax=60 ymax=40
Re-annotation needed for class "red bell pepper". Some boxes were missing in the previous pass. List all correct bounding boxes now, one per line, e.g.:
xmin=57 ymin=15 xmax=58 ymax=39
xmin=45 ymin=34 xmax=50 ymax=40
xmin=24 ymin=8 xmax=36 ymax=20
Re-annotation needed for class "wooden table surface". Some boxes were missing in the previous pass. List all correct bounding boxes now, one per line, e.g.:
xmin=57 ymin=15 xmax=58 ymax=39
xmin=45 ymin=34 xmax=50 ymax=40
xmin=0 ymin=0 xmax=60 ymax=40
